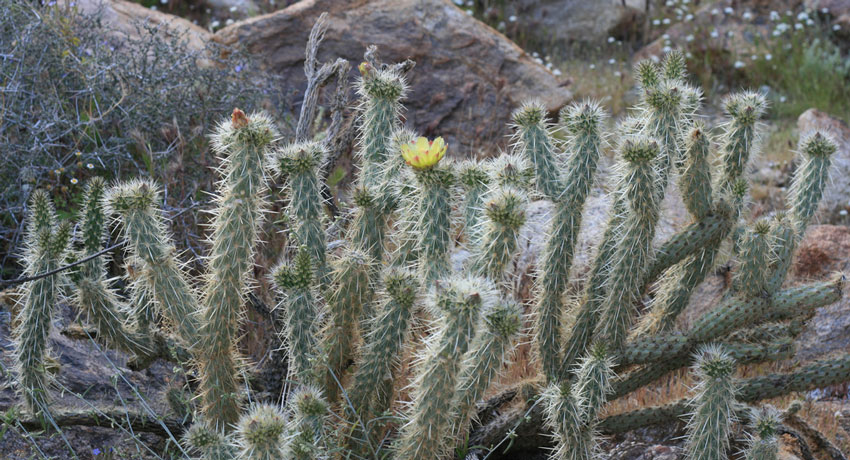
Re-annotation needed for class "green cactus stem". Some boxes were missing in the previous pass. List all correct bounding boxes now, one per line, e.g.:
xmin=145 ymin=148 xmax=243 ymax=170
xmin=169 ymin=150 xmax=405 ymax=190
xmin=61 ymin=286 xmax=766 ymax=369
xmin=285 ymin=386 xmax=330 ymax=460
xmin=471 ymin=187 xmax=527 ymax=281
xmin=322 ymin=248 xmax=372 ymax=403
xmin=394 ymin=277 xmax=491 ymax=460
xmin=512 ymin=101 xmax=564 ymax=200
xmin=106 ymin=180 xmax=201 ymax=348
xmin=356 ymin=65 xmax=406 ymax=189
xmin=788 ymin=131 xmax=837 ymax=234
xmin=715 ymin=92 xmax=766 ymax=193
xmin=743 ymin=406 xmax=781 ymax=460
xmin=184 ymin=421 xmax=237 ymax=460
xmin=273 ymin=247 xmax=319 ymax=383
xmin=684 ymin=345 xmax=738 ymax=460
xmin=679 ymin=123 xmax=713 ymax=219
xmin=410 ymin=161 xmax=456 ymax=283
xmin=276 ymin=141 xmax=329 ymax=285
xmin=197 ymin=109 xmax=275 ymax=430
xmin=454 ymin=299 xmax=522 ymax=434
xmin=14 ymin=191 xmax=71 ymax=417
xmin=594 ymin=137 xmax=662 ymax=352
xmin=543 ymin=382 xmax=592 ymax=460
xmin=458 ymin=160 xmax=490 ymax=249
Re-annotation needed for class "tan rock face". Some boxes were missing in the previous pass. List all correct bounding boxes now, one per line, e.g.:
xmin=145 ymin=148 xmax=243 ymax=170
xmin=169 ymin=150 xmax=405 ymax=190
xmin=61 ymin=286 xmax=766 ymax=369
xmin=213 ymin=0 xmax=572 ymax=154
xmin=797 ymin=108 xmax=850 ymax=224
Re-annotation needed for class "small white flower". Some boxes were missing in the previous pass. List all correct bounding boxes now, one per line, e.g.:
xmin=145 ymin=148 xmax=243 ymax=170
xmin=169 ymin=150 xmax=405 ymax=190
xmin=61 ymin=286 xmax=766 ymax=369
xmin=534 ymin=57 xmax=543 ymax=65
xmin=663 ymin=46 xmax=672 ymax=53
xmin=229 ymin=5 xmax=237 ymax=12
xmin=765 ymin=53 xmax=772 ymax=60
xmin=614 ymin=70 xmax=623 ymax=77
xmin=662 ymin=17 xmax=671 ymax=24
xmin=734 ymin=60 xmax=745 ymax=69
xmin=807 ymin=18 xmax=815 ymax=26
xmin=452 ymin=0 xmax=463 ymax=4
xmin=650 ymin=54 xmax=661 ymax=63
xmin=795 ymin=22 xmax=803 ymax=30
xmin=770 ymin=11 xmax=780 ymax=21
xmin=210 ymin=20 xmax=221 ymax=28
xmin=797 ymin=12 xmax=809 ymax=21
xmin=160 ymin=0 xmax=167 ymax=4
xmin=711 ymin=8 xmax=720 ymax=15
xmin=589 ymin=63 xmax=596 ymax=69
xmin=683 ymin=0 xmax=690 ymax=4
xmin=225 ymin=18 xmax=234 ymax=25
xmin=662 ymin=34 xmax=670 ymax=40
xmin=532 ymin=51 xmax=539 ymax=58
xmin=466 ymin=9 xmax=473 ymax=15
xmin=86 ymin=163 xmax=94 ymax=169
xmin=710 ymin=29 xmax=719 ymax=38
xmin=686 ymin=34 xmax=695 ymax=42
xmin=840 ymin=209 xmax=849 ymax=216
xmin=150 ymin=5 xmax=156 ymax=10
xmin=685 ymin=51 xmax=693 ymax=58
xmin=751 ymin=54 xmax=757 ymax=60
xmin=724 ymin=6 xmax=733 ymax=14
xmin=665 ymin=0 xmax=674 ymax=6
xmin=553 ymin=69 xmax=562 ymax=76
xmin=608 ymin=36 xmax=615 ymax=43
xmin=546 ymin=62 xmax=552 ymax=70
xmin=772 ymin=29 xmax=781 ymax=36
xmin=685 ymin=13 xmax=694 ymax=21
xmin=786 ymin=10 xmax=793 ymax=16
xmin=608 ymin=58 xmax=616 ymax=65
xmin=742 ymin=11 xmax=752 ymax=21
xmin=727 ymin=30 xmax=734 ymax=37
xmin=779 ymin=95 xmax=787 ymax=102
xmin=834 ymin=24 xmax=841 ymax=31
xmin=508 ymin=15 xmax=517 ymax=22
xmin=652 ymin=18 xmax=661 ymax=26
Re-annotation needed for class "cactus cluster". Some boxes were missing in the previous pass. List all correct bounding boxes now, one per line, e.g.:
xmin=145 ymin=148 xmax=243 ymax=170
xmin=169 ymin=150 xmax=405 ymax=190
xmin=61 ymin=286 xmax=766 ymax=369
xmin=9 ymin=32 xmax=847 ymax=460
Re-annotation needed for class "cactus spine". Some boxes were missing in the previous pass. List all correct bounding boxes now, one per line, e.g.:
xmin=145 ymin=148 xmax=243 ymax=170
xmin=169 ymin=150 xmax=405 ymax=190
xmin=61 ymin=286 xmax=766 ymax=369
xmin=743 ymin=406 xmax=780 ymax=460
xmin=471 ymin=187 xmax=527 ymax=281
xmin=684 ymin=345 xmax=738 ymax=460
xmin=394 ymin=278 xmax=490 ymax=460
xmin=285 ymin=386 xmax=329 ymax=460
xmin=184 ymin=421 xmax=238 ymax=460
xmin=458 ymin=160 xmax=491 ymax=250
xmin=14 ymin=191 xmax=71 ymax=417
xmin=410 ymin=161 xmax=456 ymax=282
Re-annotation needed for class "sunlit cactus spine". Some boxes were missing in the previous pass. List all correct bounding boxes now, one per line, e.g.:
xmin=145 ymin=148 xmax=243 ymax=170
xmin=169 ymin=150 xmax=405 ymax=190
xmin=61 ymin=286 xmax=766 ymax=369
xmin=684 ymin=345 xmax=738 ymax=460
xmin=594 ymin=137 xmax=662 ymax=351
xmin=394 ymin=277 xmax=490 ymax=460
xmin=743 ymin=406 xmax=780 ymax=460
xmin=71 ymin=177 xmax=151 ymax=357
xmin=14 ymin=191 xmax=71 ymax=417
xmin=322 ymin=248 xmax=371 ymax=403
xmin=106 ymin=179 xmax=201 ymax=348
xmin=276 ymin=141 xmax=329 ymax=285
xmin=789 ymin=131 xmax=837 ymax=233
xmin=454 ymin=299 xmax=522 ymax=434
xmin=184 ymin=421 xmax=237 ymax=460
xmin=355 ymin=62 xmax=406 ymax=189
xmin=273 ymin=246 xmax=319 ymax=383
xmin=470 ymin=187 xmax=527 ymax=281
xmin=734 ymin=221 xmax=771 ymax=297
xmin=235 ymin=404 xmax=287 ymax=460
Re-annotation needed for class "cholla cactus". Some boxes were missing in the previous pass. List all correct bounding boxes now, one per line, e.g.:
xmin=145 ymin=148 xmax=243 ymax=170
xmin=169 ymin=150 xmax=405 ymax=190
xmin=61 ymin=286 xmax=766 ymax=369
xmin=743 ymin=406 xmax=781 ymax=460
xmin=12 ymin=29 xmax=849 ymax=460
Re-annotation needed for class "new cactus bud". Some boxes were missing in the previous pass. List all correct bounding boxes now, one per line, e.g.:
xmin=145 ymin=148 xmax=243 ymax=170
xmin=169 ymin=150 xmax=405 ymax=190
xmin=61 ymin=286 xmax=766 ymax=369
xmin=716 ymin=92 xmax=766 ymax=192
xmin=685 ymin=345 xmax=738 ymax=460
xmin=734 ymin=220 xmax=771 ymax=298
xmin=458 ymin=159 xmax=491 ymax=249
xmin=575 ymin=343 xmax=615 ymax=424
xmin=285 ymin=386 xmax=329 ymax=460
xmin=634 ymin=59 xmax=660 ymax=92
xmin=662 ymin=50 xmax=687 ymax=81
xmin=679 ymin=123 xmax=713 ymax=219
xmin=543 ymin=382 xmax=592 ymax=460
xmin=235 ymin=404 xmax=287 ymax=460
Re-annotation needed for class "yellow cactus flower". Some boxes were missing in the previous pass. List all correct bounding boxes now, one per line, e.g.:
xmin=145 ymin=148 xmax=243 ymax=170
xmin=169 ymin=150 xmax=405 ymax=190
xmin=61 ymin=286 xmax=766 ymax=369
xmin=401 ymin=136 xmax=447 ymax=169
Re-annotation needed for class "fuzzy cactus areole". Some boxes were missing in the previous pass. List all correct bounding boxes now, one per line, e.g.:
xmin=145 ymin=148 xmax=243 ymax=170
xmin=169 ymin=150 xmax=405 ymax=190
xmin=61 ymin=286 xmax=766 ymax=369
xmin=401 ymin=136 xmax=447 ymax=169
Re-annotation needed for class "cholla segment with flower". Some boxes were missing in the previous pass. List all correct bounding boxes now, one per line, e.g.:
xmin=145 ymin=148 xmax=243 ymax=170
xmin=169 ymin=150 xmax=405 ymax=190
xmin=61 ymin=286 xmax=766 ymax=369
xmin=401 ymin=136 xmax=447 ymax=169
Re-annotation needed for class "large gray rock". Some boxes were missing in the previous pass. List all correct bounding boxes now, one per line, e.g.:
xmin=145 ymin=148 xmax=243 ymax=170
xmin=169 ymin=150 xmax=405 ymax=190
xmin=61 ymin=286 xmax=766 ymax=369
xmin=500 ymin=0 xmax=645 ymax=48
xmin=213 ymin=0 xmax=572 ymax=155
xmin=797 ymin=108 xmax=850 ymax=224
